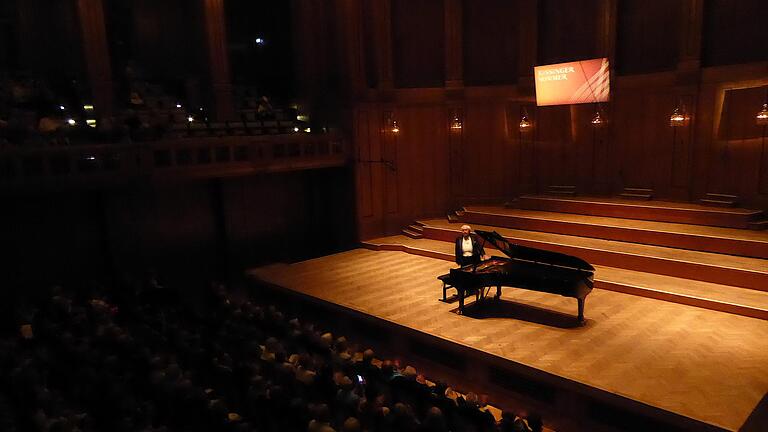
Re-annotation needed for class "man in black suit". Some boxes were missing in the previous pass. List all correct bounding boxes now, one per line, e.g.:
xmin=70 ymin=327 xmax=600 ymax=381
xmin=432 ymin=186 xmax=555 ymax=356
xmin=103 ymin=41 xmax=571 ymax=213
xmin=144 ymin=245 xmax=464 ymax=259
xmin=454 ymin=224 xmax=487 ymax=267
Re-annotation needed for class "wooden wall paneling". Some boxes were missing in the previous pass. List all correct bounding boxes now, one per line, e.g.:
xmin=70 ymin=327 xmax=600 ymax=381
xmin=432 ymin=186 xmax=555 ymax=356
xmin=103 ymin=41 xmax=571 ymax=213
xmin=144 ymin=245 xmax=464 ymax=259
xmin=448 ymin=104 xmax=465 ymax=198
xmin=535 ymin=105 xmax=574 ymax=192
xmin=462 ymin=0 xmax=518 ymax=87
xmin=705 ymin=80 xmax=768 ymax=204
xmin=616 ymin=0 xmax=681 ymax=75
xmin=355 ymin=110 xmax=374 ymax=219
xmin=444 ymin=0 xmax=463 ymax=88
xmin=338 ymin=0 xmax=366 ymax=99
xmin=517 ymin=0 xmax=537 ymax=91
xmin=669 ymin=94 xmax=695 ymax=196
xmin=391 ymin=0 xmax=445 ymax=88
xmin=569 ymin=104 xmax=595 ymax=194
xmin=508 ymin=102 xmax=538 ymax=196
xmin=760 ymin=127 xmax=768 ymax=196
xmin=677 ymin=0 xmax=702 ymax=71
xmin=371 ymin=0 xmax=394 ymax=91
xmin=702 ymin=0 xmax=768 ymax=67
xmin=382 ymin=110 xmax=399 ymax=222
xmin=692 ymin=81 xmax=716 ymax=201
xmin=537 ymin=0 xmax=600 ymax=65
xmin=434 ymin=107 xmax=452 ymax=213
xmin=354 ymin=105 xmax=386 ymax=239
xmin=597 ymin=0 xmax=617 ymax=67
xmin=612 ymin=88 xmax=650 ymax=191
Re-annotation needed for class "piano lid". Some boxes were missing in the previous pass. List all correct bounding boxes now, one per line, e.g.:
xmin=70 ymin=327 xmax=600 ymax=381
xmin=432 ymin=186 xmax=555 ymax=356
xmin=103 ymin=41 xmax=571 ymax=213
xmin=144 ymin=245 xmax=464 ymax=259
xmin=475 ymin=230 xmax=595 ymax=272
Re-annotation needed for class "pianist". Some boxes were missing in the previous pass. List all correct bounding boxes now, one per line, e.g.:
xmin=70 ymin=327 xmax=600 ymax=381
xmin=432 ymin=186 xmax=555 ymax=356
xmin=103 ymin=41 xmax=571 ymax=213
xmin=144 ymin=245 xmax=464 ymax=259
xmin=455 ymin=224 xmax=488 ymax=266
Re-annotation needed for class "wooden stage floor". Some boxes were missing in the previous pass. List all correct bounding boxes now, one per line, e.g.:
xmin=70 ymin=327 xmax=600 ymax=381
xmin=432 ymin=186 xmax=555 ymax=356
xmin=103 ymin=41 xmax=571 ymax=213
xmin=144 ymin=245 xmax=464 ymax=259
xmin=248 ymin=248 xmax=768 ymax=431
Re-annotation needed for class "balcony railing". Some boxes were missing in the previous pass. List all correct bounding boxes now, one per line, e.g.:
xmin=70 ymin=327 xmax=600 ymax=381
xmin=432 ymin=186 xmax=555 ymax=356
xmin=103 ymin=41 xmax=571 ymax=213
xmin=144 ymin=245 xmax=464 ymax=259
xmin=0 ymin=132 xmax=347 ymax=189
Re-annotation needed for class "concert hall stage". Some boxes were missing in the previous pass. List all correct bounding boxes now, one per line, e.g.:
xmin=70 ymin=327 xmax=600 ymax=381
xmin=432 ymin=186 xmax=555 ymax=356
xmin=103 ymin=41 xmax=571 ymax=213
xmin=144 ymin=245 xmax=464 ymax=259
xmin=249 ymin=247 xmax=768 ymax=432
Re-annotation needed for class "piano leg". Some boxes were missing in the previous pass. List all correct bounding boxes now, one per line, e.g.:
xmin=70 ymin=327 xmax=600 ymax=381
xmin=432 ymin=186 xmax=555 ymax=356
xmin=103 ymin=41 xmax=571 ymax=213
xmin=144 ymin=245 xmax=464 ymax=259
xmin=495 ymin=285 xmax=501 ymax=299
xmin=577 ymin=298 xmax=586 ymax=323
xmin=458 ymin=289 xmax=465 ymax=314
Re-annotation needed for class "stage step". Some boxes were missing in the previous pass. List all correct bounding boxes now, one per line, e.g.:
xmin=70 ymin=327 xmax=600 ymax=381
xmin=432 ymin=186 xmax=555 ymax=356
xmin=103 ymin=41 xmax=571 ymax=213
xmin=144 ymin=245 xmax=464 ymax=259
xmin=546 ymin=185 xmax=576 ymax=196
xmin=700 ymin=193 xmax=739 ymax=207
xmin=361 ymin=235 xmax=768 ymax=321
xmin=458 ymin=206 xmax=768 ymax=259
xmin=401 ymin=224 xmax=424 ymax=239
xmin=619 ymin=188 xmax=653 ymax=200
xmin=512 ymin=195 xmax=764 ymax=229
xmin=416 ymin=219 xmax=768 ymax=292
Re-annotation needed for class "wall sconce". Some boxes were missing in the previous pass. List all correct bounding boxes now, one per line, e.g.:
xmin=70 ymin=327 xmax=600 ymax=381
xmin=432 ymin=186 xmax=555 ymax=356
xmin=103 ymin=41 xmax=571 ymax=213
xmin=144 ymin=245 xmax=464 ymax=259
xmin=590 ymin=107 xmax=605 ymax=127
xmin=757 ymin=103 xmax=768 ymax=126
xmin=669 ymin=100 xmax=688 ymax=127
xmin=384 ymin=111 xmax=401 ymax=134
xmin=519 ymin=107 xmax=532 ymax=132
xmin=450 ymin=111 xmax=463 ymax=131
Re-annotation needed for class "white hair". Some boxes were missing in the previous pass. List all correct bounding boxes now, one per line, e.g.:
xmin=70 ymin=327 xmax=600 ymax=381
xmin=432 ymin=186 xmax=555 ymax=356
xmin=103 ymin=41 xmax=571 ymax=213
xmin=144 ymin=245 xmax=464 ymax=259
xmin=460 ymin=224 xmax=471 ymax=231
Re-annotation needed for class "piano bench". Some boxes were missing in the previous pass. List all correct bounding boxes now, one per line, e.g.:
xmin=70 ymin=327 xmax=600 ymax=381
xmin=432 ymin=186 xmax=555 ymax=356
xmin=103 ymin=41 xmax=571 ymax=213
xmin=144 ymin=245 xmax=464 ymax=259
xmin=438 ymin=273 xmax=480 ymax=302
xmin=438 ymin=274 xmax=453 ymax=301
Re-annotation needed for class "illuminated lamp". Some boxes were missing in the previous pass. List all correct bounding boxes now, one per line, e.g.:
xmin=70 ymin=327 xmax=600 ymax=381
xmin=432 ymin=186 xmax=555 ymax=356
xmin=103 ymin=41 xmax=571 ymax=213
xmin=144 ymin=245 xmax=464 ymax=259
xmin=590 ymin=111 xmax=605 ymax=127
xmin=293 ymin=127 xmax=300 ymax=132
xmin=83 ymin=104 xmax=94 ymax=111
xmin=187 ymin=116 xmax=194 ymax=123
xmin=757 ymin=103 xmax=768 ymax=126
xmin=519 ymin=107 xmax=532 ymax=132
xmin=390 ymin=119 xmax=400 ymax=134
xmin=669 ymin=99 xmax=688 ymax=127
xmin=450 ymin=112 xmax=462 ymax=131
xmin=67 ymin=118 xmax=76 ymax=126
xmin=86 ymin=119 xmax=97 ymax=128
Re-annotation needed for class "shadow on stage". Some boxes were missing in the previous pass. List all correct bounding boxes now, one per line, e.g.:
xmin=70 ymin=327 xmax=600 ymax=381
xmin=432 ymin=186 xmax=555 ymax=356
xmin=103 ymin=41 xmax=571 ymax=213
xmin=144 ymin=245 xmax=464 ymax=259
xmin=451 ymin=298 xmax=585 ymax=329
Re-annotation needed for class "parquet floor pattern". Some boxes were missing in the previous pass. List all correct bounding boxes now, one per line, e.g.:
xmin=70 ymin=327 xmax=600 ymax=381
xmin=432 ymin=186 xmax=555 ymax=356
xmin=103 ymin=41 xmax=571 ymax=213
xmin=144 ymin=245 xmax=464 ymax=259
xmin=249 ymin=249 xmax=768 ymax=431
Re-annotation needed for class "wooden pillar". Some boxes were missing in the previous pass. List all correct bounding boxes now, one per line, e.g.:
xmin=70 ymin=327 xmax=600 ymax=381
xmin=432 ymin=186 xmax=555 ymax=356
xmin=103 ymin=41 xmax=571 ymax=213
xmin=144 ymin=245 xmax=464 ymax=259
xmin=444 ymin=0 xmax=463 ymax=89
xmin=597 ymin=0 xmax=617 ymax=70
xmin=202 ymin=0 xmax=234 ymax=121
xmin=336 ymin=0 xmax=367 ymax=100
xmin=678 ymin=0 xmax=703 ymax=73
xmin=372 ymin=0 xmax=394 ymax=92
xmin=677 ymin=0 xmax=703 ymax=83
xmin=517 ymin=0 xmax=538 ymax=93
xmin=76 ymin=0 xmax=114 ymax=117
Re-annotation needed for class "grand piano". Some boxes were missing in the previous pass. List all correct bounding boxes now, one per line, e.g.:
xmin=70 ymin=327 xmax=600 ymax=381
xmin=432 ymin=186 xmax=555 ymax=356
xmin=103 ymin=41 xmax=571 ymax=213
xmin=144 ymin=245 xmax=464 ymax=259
xmin=443 ymin=230 xmax=595 ymax=322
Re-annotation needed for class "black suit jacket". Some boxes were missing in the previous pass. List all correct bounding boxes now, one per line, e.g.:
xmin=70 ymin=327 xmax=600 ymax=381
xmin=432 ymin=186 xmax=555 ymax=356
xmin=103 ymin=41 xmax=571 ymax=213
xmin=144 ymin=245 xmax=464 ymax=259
xmin=455 ymin=234 xmax=485 ymax=265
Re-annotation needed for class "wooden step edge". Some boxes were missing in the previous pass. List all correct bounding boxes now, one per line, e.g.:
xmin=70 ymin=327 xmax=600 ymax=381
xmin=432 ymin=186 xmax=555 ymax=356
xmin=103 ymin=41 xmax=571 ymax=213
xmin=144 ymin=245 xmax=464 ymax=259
xmin=597 ymin=280 xmax=768 ymax=321
xmin=417 ymin=225 xmax=768 ymax=291
xmin=700 ymin=199 xmax=737 ymax=208
xmin=402 ymin=229 xmax=423 ymax=239
xmin=706 ymin=193 xmax=739 ymax=200
xmin=408 ymin=224 xmax=424 ymax=232
xmin=360 ymin=241 xmax=452 ymax=261
xmin=623 ymin=188 xmax=654 ymax=193
xmin=360 ymin=240 xmax=768 ymax=321
xmin=457 ymin=211 xmax=768 ymax=259
xmin=619 ymin=193 xmax=653 ymax=200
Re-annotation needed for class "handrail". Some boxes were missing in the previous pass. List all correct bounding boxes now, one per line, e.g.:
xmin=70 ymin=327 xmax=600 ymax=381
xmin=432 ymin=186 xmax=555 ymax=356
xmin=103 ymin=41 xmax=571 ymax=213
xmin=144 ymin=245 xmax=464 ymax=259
xmin=0 ymin=132 xmax=348 ymax=187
